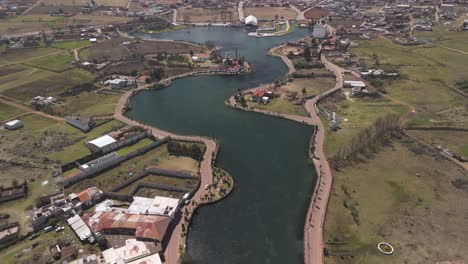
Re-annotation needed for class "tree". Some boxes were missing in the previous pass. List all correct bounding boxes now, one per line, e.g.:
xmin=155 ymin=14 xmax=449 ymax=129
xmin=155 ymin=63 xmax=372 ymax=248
xmin=291 ymin=91 xmax=298 ymax=100
xmin=189 ymin=50 xmax=194 ymax=56
xmin=302 ymin=87 xmax=307 ymax=95
xmin=303 ymin=46 xmax=312 ymax=62
xmin=12 ymin=179 xmax=18 ymax=187
xmin=287 ymin=51 xmax=294 ymax=59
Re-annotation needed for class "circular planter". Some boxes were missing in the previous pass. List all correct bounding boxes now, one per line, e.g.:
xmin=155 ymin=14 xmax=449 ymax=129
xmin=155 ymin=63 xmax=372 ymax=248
xmin=377 ymin=242 xmax=394 ymax=255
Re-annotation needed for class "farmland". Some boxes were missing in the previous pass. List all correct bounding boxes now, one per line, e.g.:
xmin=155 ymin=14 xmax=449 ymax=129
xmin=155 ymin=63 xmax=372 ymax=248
xmin=177 ymin=7 xmax=237 ymax=23
xmin=244 ymin=7 xmax=297 ymax=20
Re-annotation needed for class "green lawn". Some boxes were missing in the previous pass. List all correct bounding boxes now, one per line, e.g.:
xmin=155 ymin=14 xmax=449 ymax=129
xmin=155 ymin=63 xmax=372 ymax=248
xmin=321 ymin=98 xmax=408 ymax=157
xmin=52 ymin=40 xmax=92 ymax=50
xmin=51 ymin=91 xmax=121 ymax=116
xmin=0 ymin=102 xmax=25 ymax=121
xmin=246 ymin=95 xmax=309 ymax=116
xmin=46 ymin=119 xmax=126 ymax=163
xmin=65 ymin=143 xmax=199 ymax=194
xmin=24 ymin=53 xmax=75 ymax=72
xmin=116 ymin=138 xmax=155 ymax=156
xmin=0 ymin=47 xmax=63 ymax=65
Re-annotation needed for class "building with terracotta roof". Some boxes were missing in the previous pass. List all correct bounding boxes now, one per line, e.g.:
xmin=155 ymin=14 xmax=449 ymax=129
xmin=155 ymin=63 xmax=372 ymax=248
xmin=86 ymin=212 xmax=172 ymax=243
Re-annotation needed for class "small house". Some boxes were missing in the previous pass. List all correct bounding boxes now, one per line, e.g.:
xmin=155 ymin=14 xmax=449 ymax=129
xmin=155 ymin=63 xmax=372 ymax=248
xmin=4 ymin=119 xmax=23 ymax=130
xmin=86 ymin=135 xmax=117 ymax=152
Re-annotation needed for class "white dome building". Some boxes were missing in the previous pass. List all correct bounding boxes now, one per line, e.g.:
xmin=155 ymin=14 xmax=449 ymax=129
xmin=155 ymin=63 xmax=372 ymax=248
xmin=245 ymin=15 xmax=258 ymax=27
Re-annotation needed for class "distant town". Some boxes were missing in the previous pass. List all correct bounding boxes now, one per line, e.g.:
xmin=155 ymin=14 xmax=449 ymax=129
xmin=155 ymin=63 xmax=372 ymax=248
xmin=0 ymin=0 xmax=467 ymax=264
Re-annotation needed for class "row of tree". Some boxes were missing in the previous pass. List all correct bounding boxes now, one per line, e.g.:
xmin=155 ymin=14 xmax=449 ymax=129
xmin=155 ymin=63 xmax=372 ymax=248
xmin=167 ymin=141 xmax=206 ymax=160
xmin=330 ymin=114 xmax=401 ymax=169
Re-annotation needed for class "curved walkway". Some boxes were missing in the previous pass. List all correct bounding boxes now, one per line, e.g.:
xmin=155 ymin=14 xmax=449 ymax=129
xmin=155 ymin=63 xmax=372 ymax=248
xmin=113 ymin=80 xmax=218 ymax=264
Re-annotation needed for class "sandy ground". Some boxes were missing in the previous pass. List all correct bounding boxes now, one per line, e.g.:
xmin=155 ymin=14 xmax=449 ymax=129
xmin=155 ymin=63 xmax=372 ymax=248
xmin=244 ymin=7 xmax=297 ymax=20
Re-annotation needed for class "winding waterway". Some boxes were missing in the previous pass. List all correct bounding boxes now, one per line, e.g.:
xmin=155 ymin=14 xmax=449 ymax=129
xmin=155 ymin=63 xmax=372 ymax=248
xmin=128 ymin=27 xmax=316 ymax=264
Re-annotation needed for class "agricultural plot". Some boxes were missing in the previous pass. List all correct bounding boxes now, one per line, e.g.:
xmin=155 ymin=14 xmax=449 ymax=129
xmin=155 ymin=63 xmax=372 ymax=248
xmin=244 ymin=7 xmax=297 ymax=20
xmin=23 ymin=53 xmax=75 ymax=72
xmin=0 ymin=101 xmax=25 ymax=121
xmin=177 ymin=7 xmax=237 ymax=23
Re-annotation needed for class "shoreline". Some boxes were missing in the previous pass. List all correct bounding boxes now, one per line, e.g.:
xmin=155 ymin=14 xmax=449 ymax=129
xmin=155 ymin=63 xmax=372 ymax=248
xmin=113 ymin=69 xmax=233 ymax=263
xmin=224 ymin=42 xmax=343 ymax=264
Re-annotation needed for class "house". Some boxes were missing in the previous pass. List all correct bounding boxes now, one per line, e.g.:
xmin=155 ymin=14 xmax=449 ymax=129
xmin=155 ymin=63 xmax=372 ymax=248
xmin=89 ymin=38 xmax=97 ymax=43
xmin=344 ymin=80 xmax=366 ymax=89
xmin=192 ymin=53 xmax=210 ymax=62
xmin=65 ymin=115 xmax=95 ymax=132
xmin=4 ymin=119 xmax=23 ymax=130
xmin=127 ymin=196 xmax=180 ymax=218
xmin=86 ymin=135 xmax=117 ymax=152
xmin=31 ymin=96 xmax=57 ymax=107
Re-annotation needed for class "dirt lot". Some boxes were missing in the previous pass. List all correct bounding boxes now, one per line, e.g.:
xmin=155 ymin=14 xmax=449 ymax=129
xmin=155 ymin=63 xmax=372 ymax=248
xmin=177 ymin=7 xmax=237 ymax=23
xmin=116 ymin=174 xmax=198 ymax=195
xmin=80 ymin=37 xmax=133 ymax=62
xmin=0 ymin=14 xmax=132 ymax=34
xmin=244 ymin=7 xmax=297 ymax=20
xmin=304 ymin=7 xmax=329 ymax=20
xmin=128 ymin=40 xmax=206 ymax=55
xmin=38 ymin=0 xmax=129 ymax=7
xmin=325 ymin=137 xmax=468 ymax=264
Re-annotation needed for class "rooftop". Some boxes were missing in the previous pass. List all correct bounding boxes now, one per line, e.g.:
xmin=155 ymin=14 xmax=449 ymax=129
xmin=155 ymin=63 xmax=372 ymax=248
xmin=88 ymin=135 xmax=117 ymax=148
xmin=127 ymin=196 xmax=180 ymax=217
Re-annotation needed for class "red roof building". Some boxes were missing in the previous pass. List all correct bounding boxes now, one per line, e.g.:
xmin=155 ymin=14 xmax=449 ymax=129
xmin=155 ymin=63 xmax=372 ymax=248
xmin=85 ymin=212 xmax=172 ymax=242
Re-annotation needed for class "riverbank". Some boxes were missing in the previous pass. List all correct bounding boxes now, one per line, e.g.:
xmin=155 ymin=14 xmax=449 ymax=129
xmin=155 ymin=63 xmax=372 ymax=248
xmin=225 ymin=38 xmax=343 ymax=264
xmin=113 ymin=72 xmax=234 ymax=263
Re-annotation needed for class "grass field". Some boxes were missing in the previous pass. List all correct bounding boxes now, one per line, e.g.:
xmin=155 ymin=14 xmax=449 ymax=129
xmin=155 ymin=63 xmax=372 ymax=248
xmin=116 ymin=138 xmax=155 ymax=156
xmin=286 ymin=76 xmax=335 ymax=96
xmin=410 ymin=130 xmax=468 ymax=158
xmin=65 ymin=143 xmax=199 ymax=194
xmin=52 ymin=39 xmax=92 ymax=50
xmin=0 ymin=101 xmax=25 ymax=121
xmin=116 ymin=174 xmax=198 ymax=195
xmin=324 ymin=138 xmax=468 ymax=264
xmin=177 ymin=7 xmax=237 ymax=23
xmin=24 ymin=53 xmax=75 ymax=72
xmin=51 ymin=91 xmax=121 ymax=116
xmin=350 ymin=35 xmax=467 ymax=128
xmin=244 ymin=7 xmax=297 ymax=20
xmin=245 ymin=95 xmax=309 ymax=116
xmin=0 ymin=14 xmax=133 ymax=35
xmin=0 ymin=47 xmax=64 ymax=66
xmin=46 ymin=119 xmax=126 ymax=163
xmin=1 ymin=67 xmax=95 ymax=101
xmin=320 ymin=95 xmax=407 ymax=156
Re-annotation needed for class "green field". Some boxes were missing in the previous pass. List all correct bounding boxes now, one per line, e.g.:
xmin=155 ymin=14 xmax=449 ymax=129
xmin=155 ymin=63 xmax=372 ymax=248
xmin=65 ymin=143 xmax=199 ymax=194
xmin=51 ymin=91 xmax=121 ymax=116
xmin=245 ymin=95 xmax=309 ymax=116
xmin=321 ymin=97 xmax=408 ymax=156
xmin=24 ymin=53 xmax=75 ymax=72
xmin=116 ymin=138 xmax=155 ymax=156
xmin=52 ymin=40 xmax=92 ymax=50
xmin=46 ymin=119 xmax=126 ymax=163
xmin=0 ymin=102 xmax=25 ymax=121
xmin=116 ymin=174 xmax=198 ymax=195
xmin=1 ymin=67 xmax=95 ymax=101
xmin=325 ymin=138 xmax=468 ymax=264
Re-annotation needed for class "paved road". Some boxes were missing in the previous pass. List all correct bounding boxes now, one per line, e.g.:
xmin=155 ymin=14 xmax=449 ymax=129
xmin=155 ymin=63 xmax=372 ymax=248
xmin=238 ymin=1 xmax=245 ymax=22
xmin=303 ymin=55 xmax=343 ymax=264
xmin=269 ymin=45 xmax=296 ymax=74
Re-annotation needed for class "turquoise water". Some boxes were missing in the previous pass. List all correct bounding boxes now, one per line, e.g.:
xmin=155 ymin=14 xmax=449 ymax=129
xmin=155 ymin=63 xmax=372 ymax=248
xmin=129 ymin=27 xmax=316 ymax=264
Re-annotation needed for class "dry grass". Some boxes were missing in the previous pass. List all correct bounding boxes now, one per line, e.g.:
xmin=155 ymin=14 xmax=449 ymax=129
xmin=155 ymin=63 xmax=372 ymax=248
xmin=177 ymin=7 xmax=237 ymax=22
xmin=244 ymin=7 xmax=297 ymax=20
xmin=325 ymin=138 xmax=468 ymax=264
xmin=40 ymin=0 xmax=128 ymax=7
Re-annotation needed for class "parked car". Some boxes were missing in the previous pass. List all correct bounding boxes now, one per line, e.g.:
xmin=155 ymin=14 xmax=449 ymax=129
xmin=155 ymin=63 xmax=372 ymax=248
xmin=55 ymin=226 xmax=64 ymax=232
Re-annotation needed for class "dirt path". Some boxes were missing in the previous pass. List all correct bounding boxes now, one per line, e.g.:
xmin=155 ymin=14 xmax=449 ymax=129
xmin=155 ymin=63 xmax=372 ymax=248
xmin=0 ymin=95 xmax=65 ymax=122
xmin=0 ymin=50 xmax=67 ymax=68
xmin=238 ymin=1 xmax=245 ymax=22
xmin=269 ymin=45 xmax=295 ymax=74
xmin=22 ymin=0 xmax=42 ymax=15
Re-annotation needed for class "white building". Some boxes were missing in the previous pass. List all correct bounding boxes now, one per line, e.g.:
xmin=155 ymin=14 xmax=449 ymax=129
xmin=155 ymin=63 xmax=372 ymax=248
xmin=127 ymin=196 xmax=180 ymax=218
xmin=87 ymin=135 xmax=117 ymax=152
xmin=313 ymin=24 xmax=327 ymax=39
xmin=245 ymin=15 xmax=258 ymax=27
xmin=67 ymin=214 xmax=93 ymax=243
xmin=102 ymin=239 xmax=162 ymax=264
xmin=4 ymin=119 xmax=23 ymax=130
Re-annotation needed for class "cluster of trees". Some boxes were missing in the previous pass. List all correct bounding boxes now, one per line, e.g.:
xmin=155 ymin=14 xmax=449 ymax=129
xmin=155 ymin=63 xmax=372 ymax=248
xmin=150 ymin=68 xmax=165 ymax=82
xmin=293 ymin=61 xmax=324 ymax=69
xmin=292 ymin=72 xmax=315 ymax=78
xmin=167 ymin=141 xmax=206 ymax=160
xmin=330 ymin=114 xmax=401 ymax=169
